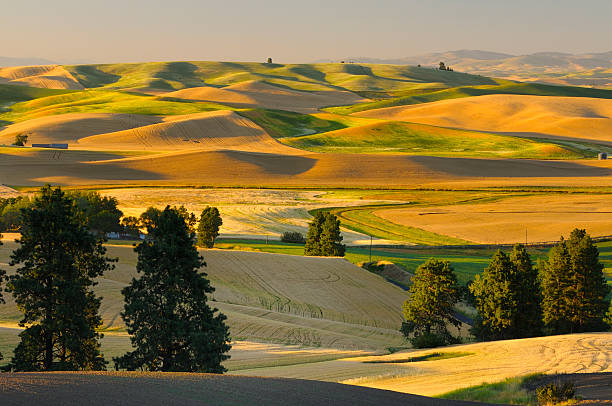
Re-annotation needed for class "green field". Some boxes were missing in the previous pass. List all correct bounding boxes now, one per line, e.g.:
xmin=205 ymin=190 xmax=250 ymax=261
xmin=280 ymin=121 xmax=583 ymax=158
xmin=0 ymin=90 xmax=234 ymax=124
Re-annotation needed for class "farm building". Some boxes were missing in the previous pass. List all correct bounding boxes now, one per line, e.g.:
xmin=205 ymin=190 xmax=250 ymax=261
xmin=31 ymin=143 xmax=69 ymax=149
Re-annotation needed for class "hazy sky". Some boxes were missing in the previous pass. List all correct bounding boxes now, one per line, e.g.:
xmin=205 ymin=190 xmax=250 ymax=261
xmin=3 ymin=0 xmax=611 ymax=64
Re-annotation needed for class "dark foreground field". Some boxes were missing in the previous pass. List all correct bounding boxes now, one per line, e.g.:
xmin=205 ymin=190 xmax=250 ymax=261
xmin=0 ymin=372 xmax=492 ymax=406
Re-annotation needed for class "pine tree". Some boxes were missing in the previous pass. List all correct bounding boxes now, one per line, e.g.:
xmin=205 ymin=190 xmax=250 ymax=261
xmin=304 ymin=212 xmax=324 ymax=256
xmin=115 ymin=206 xmax=231 ymax=372
xmin=304 ymin=212 xmax=345 ymax=257
xmin=401 ymin=258 xmax=461 ymax=348
xmin=542 ymin=229 xmax=610 ymax=333
xmin=470 ymin=250 xmax=517 ymax=340
xmin=510 ymin=244 xmax=542 ymax=337
xmin=197 ymin=207 xmax=223 ymax=248
xmin=7 ymin=185 xmax=112 ymax=371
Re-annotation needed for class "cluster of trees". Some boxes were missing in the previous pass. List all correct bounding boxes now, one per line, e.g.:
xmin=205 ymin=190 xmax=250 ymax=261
xmin=0 ymin=185 xmax=231 ymax=372
xmin=0 ymin=191 xmax=123 ymax=236
xmin=122 ymin=206 xmax=223 ymax=248
xmin=402 ymin=229 xmax=611 ymax=347
xmin=304 ymin=212 xmax=345 ymax=257
xmin=439 ymin=62 xmax=454 ymax=71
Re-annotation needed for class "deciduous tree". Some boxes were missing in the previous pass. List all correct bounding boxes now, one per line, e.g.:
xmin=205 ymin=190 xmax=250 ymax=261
xmin=401 ymin=258 xmax=461 ymax=348
xmin=197 ymin=207 xmax=223 ymax=248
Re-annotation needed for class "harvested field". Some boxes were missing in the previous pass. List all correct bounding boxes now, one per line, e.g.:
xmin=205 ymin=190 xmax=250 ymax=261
xmin=77 ymin=110 xmax=300 ymax=153
xmin=236 ymin=333 xmax=612 ymax=397
xmin=357 ymin=94 xmax=612 ymax=145
xmin=0 ymin=65 xmax=83 ymax=90
xmin=0 ymin=372 xmax=481 ymax=406
xmin=162 ymin=80 xmax=368 ymax=113
xmin=2 ymin=146 xmax=612 ymax=187
xmin=99 ymin=188 xmax=391 ymax=244
xmin=0 ymin=113 xmax=163 ymax=145
xmin=0 ymin=242 xmax=407 ymax=350
xmin=373 ymin=193 xmax=612 ymax=244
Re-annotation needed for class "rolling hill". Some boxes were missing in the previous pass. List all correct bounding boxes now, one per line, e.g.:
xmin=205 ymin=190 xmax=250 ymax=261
xmin=1 ymin=60 xmax=612 ymax=189
xmin=0 ymin=242 xmax=408 ymax=350
xmin=356 ymin=94 xmax=612 ymax=145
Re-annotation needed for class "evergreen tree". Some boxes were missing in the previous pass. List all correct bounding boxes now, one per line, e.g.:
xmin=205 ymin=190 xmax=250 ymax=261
xmin=197 ymin=207 xmax=223 ymax=248
xmin=541 ymin=229 xmax=610 ymax=333
xmin=7 ymin=185 xmax=112 ymax=371
xmin=470 ymin=250 xmax=516 ymax=340
xmin=401 ymin=259 xmax=461 ymax=348
xmin=115 ymin=206 xmax=231 ymax=372
xmin=510 ymin=244 xmax=543 ymax=337
xmin=470 ymin=245 xmax=541 ymax=340
xmin=304 ymin=212 xmax=325 ymax=256
xmin=304 ymin=212 xmax=345 ymax=257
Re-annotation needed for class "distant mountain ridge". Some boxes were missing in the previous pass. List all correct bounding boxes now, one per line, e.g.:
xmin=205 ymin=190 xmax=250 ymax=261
xmin=332 ymin=50 xmax=612 ymax=88
xmin=0 ymin=56 xmax=58 ymax=67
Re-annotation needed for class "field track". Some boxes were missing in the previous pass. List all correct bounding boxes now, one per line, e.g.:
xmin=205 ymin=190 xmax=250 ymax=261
xmin=0 ymin=372 xmax=487 ymax=406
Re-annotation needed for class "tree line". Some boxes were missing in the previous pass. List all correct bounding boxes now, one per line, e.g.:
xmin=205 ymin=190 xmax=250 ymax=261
xmin=401 ymin=230 xmax=611 ymax=348
xmin=0 ymin=185 xmax=230 ymax=372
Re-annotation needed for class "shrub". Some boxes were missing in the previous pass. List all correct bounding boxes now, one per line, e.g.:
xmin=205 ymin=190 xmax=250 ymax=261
xmin=407 ymin=331 xmax=459 ymax=349
xmin=280 ymin=231 xmax=305 ymax=244
xmin=536 ymin=381 xmax=576 ymax=405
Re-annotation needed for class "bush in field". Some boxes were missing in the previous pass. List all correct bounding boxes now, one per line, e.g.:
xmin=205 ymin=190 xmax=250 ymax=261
xmin=7 ymin=185 xmax=113 ymax=371
xmin=470 ymin=244 xmax=542 ymax=340
xmin=401 ymin=258 xmax=461 ymax=348
xmin=541 ymin=229 xmax=610 ymax=334
xmin=115 ymin=206 xmax=231 ymax=372
xmin=197 ymin=206 xmax=223 ymax=248
xmin=304 ymin=212 xmax=345 ymax=257
xmin=536 ymin=381 xmax=576 ymax=404
xmin=280 ymin=231 xmax=305 ymax=244
xmin=13 ymin=133 xmax=28 ymax=146
xmin=0 ymin=197 xmax=31 ymax=232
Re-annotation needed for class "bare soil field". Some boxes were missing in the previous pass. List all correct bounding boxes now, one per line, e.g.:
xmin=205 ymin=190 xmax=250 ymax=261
xmin=0 ymin=372 xmax=484 ymax=406
xmin=357 ymin=94 xmax=612 ymax=145
xmin=373 ymin=193 xmax=612 ymax=244
xmin=162 ymin=80 xmax=369 ymax=113
xmin=0 ymin=65 xmax=83 ymax=90
xmin=236 ymin=333 xmax=612 ymax=397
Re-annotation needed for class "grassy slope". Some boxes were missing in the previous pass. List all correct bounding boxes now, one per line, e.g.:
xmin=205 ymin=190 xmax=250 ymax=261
xmin=280 ymin=121 xmax=582 ymax=159
xmin=327 ymin=82 xmax=612 ymax=114
xmin=0 ymin=90 xmax=233 ymax=124
xmin=437 ymin=374 xmax=538 ymax=405
xmin=0 ymin=84 xmax=76 ymax=104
